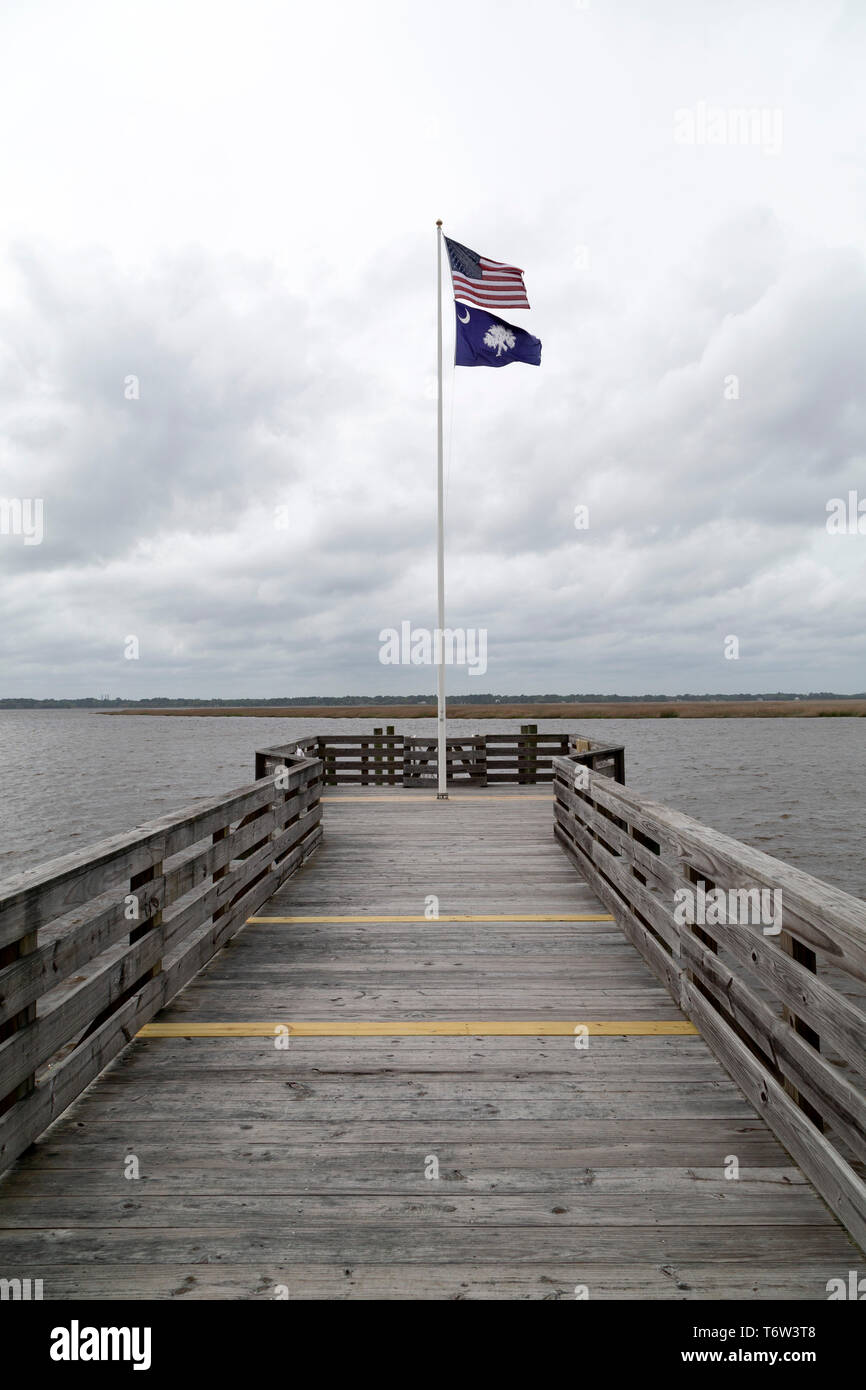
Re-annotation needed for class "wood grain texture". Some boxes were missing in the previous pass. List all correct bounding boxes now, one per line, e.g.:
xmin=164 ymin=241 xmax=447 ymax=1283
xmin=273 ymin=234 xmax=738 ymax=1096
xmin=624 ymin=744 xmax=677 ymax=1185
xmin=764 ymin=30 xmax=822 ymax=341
xmin=552 ymin=754 xmax=866 ymax=1254
xmin=0 ymin=756 xmax=323 ymax=1169
xmin=0 ymin=784 xmax=859 ymax=1299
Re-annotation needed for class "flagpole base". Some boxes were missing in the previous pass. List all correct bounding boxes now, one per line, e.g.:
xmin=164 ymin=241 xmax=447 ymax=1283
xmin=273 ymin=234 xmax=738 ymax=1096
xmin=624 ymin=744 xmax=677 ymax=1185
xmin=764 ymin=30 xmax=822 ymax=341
xmin=436 ymin=793 xmax=449 ymax=800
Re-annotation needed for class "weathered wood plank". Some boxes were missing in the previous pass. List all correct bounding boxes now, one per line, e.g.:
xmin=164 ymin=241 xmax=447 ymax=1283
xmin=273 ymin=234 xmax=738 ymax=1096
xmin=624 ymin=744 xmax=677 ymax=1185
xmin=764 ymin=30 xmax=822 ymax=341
xmin=0 ymin=777 xmax=859 ymax=1298
xmin=680 ymin=934 xmax=866 ymax=1162
xmin=0 ymin=1189 xmax=836 ymax=1228
xmin=0 ymin=784 xmax=322 ymax=1173
xmin=553 ymin=754 xmax=866 ymax=1253
xmin=553 ymin=757 xmax=866 ymax=980
xmin=0 ymin=1224 xmax=850 ymax=1265
xmin=1 ymin=1261 xmax=838 ymax=1300
xmin=0 ymin=817 xmax=323 ymax=1099
xmin=0 ymin=763 xmax=320 ymax=947
xmin=7 ymin=1163 xmax=804 ymax=1193
xmin=682 ymin=981 xmax=866 ymax=1251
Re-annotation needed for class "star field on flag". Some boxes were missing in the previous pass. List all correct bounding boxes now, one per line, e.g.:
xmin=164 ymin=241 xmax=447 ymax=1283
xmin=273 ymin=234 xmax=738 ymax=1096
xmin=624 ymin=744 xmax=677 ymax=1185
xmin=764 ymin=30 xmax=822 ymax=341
xmin=445 ymin=235 xmax=531 ymax=310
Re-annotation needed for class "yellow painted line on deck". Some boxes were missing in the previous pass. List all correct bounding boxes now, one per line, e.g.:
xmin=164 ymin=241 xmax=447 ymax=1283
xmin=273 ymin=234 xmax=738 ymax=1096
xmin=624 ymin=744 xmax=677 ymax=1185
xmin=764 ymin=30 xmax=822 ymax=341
xmin=246 ymin=913 xmax=615 ymax=923
xmin=137 ymin=1020 xmax=698 ymax=1038
xmin=323 ymin=795 xmax=554 ymax=802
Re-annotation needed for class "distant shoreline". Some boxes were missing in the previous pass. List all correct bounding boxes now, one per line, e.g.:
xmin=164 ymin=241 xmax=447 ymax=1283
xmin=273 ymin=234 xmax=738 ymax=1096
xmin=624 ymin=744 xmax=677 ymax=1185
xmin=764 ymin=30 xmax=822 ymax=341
xmin=103 ymin=699 xmax=866 ymax=719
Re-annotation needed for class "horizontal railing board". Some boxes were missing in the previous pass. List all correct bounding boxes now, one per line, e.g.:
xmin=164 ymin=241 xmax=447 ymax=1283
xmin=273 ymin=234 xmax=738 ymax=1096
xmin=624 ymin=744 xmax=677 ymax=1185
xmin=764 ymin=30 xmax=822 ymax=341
xmin=0 ymin=923 xmax=169 ymax=1098
xmin=0 ymin=828 xmax=321 ymax=1174
xmin=316 ymin=733 xmax=404 ymax=741
xmin=0 ymin=882 xmax=164 ymax=1030
xmin=553 ymin=756 xmax=866 ymax=1018
xmin=255 ymin=731 xmax=623 ymax=789
xmin=0 ymin=754 xmax=323 ymax=1176
xmin=310 ymin=756 xmax=404 ymax=766
xmin=403 ymin=763 xmax=480 ymax=767
xmin=0 ymin=802 xmax=323 ymax=1100
xmin=0 ymin=763 xmax=319 ymax=948
xmin=554 ymin=761 xmax=866 ymax=979
xmin=553 ymin=804 xmax=681 ymax=954
xmin=683 ymin=981 xmax=866 ymax=1253
xmin=0 ymin=966 xmax=167 ymax=1173
xmin=322 ymin=771 xmax=405 ymax=781
xmin=553 ymin=821 xmax=682 ymax=1001
xmin=555 ymin=781 xmax=681 ymax=891
xmin=0 ymin=788 xmax=319 ymax=1025
xmin=0 ymin=838 xmax=164 ymax=951
xmin=483 ymin=734 xmax=570 ymax=744
xmin=483 ymin=750 xmax=567 ymax=757
xmin=555 ymin=770 xmax=685 ymax=864
xmin=402 ymin=752 xmax=481 ymax=759
xmin=161 ymin=811 xmax=320 ymax=957
xmin=162 ymin=791 xmax=309 ymax=903
xmin=486 ymin=773 xmax=555 ymax=782
xmin=678 ymin=890 xmax=866 ymax=1081
xmin=551 ymin=752 xmax=866 ymax=1253
xmin=680 ymin=934 xmax=866 ymax=1164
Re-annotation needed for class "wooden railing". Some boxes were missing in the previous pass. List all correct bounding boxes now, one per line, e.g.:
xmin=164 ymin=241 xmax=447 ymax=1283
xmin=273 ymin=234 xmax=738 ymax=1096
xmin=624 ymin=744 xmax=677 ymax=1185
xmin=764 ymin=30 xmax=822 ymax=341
xmin=255 ymin=729 xmax=625 ymax=787
xmin=257 ymin=732 xmax=403 ymax=786
xmin=568 ymin=735 xmax=626 ymax=785
xmin=552 ymin=753 xmax=866 ymax=1252
xmin=0 ymin=751 xmax=322 ymax=1176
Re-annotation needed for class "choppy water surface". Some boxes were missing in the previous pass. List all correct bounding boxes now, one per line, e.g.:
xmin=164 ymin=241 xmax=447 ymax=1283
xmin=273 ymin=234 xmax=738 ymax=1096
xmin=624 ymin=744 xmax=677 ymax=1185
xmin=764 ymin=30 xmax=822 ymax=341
xmin=0 ymin=711 xmax=863 ymax=898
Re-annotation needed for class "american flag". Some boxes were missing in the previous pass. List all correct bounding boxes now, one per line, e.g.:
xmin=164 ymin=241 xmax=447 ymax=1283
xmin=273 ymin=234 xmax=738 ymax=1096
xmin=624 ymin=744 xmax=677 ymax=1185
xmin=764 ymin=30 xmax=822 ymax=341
xmin=445 ymin=235 xmax=530 ymax=310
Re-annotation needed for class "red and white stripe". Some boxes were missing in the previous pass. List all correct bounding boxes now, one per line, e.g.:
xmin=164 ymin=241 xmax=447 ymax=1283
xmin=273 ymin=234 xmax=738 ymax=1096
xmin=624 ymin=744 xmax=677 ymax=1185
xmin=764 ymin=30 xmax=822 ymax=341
xmin=451 ymin=257 xmax=530 ymax=310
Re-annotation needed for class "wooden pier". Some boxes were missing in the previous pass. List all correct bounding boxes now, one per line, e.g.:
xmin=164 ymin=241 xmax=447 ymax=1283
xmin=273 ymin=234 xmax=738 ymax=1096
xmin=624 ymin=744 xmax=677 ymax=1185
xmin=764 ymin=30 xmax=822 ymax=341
xmin=0 ymin=732 xmax=864 ymax=1299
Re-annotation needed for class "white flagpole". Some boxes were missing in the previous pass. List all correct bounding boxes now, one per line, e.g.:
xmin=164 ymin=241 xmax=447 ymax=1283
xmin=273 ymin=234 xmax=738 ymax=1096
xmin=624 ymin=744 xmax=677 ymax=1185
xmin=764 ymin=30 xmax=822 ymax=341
xmin=435 ymin=219 xmax=448 ymax=800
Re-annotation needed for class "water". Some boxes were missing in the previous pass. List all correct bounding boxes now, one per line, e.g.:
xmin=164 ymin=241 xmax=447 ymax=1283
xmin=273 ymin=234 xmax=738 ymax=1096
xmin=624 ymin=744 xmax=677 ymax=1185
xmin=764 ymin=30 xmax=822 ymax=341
xmin=0 ymin=711 xmax=863 ymax=898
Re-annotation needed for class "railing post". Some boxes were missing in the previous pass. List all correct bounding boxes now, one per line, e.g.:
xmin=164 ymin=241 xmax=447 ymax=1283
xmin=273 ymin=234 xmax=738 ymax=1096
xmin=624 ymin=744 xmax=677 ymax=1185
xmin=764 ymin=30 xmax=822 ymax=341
xmin=0 ymin=756 xmax=327 ymax=1178
xmin=402 ymin=736 xmax=411 ymax=787
xmin=520 ymin=724 xmax=538 ymax=784
xmin=87 ymin=858 xmax=165 ymax=1034
xmin=212 ymin=826 xmax=230 ymax=922
xmin=0 ymin=928 xmax=37 ymax=1116
xmin=373 ymin=727 xmax=383 ymax=786
xmin=314 ymin=737 xmax=327 ymax=785
xmin=778 ymin=930 xmax=824 ymax=1131
xmin=129 ymin=861 xmax=163 ymax=974
xmin=476 ymin=735 xmax=487 ymax=786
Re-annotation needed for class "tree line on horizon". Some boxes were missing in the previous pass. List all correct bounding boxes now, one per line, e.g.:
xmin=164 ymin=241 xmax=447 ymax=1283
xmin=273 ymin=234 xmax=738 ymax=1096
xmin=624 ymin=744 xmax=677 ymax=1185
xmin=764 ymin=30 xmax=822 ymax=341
xmin=2 ymin=693 xmax=863 ymax=709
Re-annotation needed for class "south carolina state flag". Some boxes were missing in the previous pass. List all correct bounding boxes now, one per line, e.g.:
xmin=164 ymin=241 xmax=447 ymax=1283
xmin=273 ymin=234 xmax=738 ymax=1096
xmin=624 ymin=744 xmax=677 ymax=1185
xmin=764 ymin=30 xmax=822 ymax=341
xmin=454 ymin=302 xmax=541 ymax=368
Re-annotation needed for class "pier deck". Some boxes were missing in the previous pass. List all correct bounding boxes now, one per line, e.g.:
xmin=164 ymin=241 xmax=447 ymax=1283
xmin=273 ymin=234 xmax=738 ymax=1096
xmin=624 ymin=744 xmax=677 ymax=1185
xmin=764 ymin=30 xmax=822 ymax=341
xmin=0 ymin=786 xmax=858 ymax=1300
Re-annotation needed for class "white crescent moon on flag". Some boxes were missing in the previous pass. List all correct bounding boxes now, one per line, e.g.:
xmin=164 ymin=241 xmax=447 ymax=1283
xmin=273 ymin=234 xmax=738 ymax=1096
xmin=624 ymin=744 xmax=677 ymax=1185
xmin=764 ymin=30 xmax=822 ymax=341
xmin=457 ymin=305 xmax=470 ymax=322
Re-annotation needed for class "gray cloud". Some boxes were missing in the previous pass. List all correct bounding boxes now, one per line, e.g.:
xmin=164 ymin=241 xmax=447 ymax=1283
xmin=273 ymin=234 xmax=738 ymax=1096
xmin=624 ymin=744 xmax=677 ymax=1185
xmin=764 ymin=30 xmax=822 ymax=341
xmin=1 ymin=0 xmax=865 ymax=697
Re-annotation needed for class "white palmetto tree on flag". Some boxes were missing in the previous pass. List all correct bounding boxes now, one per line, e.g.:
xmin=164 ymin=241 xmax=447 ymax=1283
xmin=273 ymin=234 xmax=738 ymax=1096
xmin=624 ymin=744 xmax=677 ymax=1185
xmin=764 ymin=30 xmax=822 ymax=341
xmin=483 ymin=323 xmax=516 ymax=356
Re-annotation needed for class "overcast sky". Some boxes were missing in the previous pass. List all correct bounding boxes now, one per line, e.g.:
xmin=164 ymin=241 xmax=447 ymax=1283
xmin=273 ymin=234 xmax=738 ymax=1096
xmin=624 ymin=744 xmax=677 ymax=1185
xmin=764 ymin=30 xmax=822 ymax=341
xmin=1 ymin=0 xmax=864 ymax=698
